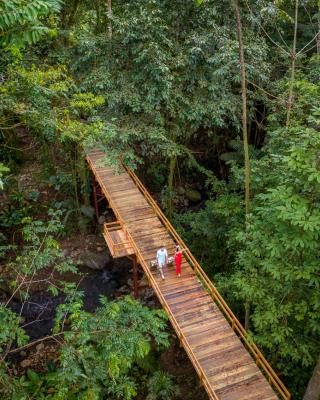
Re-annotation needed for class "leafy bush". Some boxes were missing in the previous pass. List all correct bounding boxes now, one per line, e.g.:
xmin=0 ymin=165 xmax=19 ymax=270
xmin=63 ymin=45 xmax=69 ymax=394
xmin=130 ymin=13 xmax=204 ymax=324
xmin=146 ymin=370 xmax=179 ymax=400
xmin=0 ymin=296 xmax=170 ymax=400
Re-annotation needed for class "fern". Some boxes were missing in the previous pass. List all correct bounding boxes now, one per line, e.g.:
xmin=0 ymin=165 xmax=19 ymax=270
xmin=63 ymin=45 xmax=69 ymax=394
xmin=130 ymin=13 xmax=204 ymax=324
xmin=0 ymin=0 xmax=62 ymax=48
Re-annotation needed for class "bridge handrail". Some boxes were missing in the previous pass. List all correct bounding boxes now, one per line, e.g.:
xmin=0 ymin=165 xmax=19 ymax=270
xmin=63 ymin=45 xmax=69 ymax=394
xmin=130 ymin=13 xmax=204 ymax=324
xmin=124 ymin=165 xmax=291 ymax=400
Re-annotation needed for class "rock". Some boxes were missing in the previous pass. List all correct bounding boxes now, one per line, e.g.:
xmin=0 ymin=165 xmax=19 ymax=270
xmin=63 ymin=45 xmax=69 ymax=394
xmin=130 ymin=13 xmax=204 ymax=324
xmin=140 ymin=287 xmax=153 ymax=301
xmin=177 ymin=186 xmax=185 ymax=195
xmin=98 ymin=215 xmax=106 ymax=225
xmin=185 ymin=188 xmax=201 ymax=203
xmin=79 ymin=250 xmax=111 ymax=270
xmin=36 ymin=342 xmax=44 ymax=352
xmin=20 ymin=351 xmax=27 ymax=357
xmin=96 ymin=246 xmax=103 ymax=252
xmin=101 ymin=270 xmax=111 ymax=283
xmin=127 ymin=278 xmax=132 ymax=287
xmin=20 ymin=359 xmax=32 ymax=368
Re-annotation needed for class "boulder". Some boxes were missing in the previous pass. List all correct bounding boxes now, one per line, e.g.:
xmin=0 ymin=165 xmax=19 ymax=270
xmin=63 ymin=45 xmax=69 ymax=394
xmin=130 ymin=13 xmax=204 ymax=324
xmin=185 ymin=189 xmax=201 ymax=203
xmin=177 ymin=186 xmax=186 ymax=195
xmin=101 ymin=270 xmax=111 ymax=283
xmin=79 ymin=250 xmax=111 ymax=270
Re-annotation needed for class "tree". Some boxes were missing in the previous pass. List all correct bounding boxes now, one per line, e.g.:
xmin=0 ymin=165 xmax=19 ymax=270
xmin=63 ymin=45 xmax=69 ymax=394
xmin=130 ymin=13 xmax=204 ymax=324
xmin=73 ymin=0 xmax=270 ymax=219
xmin=228 ymin=65 xmax=320 ymax=396
xmin=0 ymin=62 xmax=105 ymax=229
xmin=0 ymin=0 xmax=62 ymax=48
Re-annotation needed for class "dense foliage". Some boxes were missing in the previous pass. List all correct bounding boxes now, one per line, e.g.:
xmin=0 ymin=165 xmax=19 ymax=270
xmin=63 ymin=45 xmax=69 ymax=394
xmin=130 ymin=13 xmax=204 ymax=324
xmin=1 ymin=296 xmax=171 ymax=400
xmin=1 ymin=0 xmax=320 ymax=399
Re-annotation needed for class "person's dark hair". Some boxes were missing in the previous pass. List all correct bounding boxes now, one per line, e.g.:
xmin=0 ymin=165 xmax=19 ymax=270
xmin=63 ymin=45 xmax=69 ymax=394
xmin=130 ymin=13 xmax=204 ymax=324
xmin=176 ymin=245 xmax=180 ymax=252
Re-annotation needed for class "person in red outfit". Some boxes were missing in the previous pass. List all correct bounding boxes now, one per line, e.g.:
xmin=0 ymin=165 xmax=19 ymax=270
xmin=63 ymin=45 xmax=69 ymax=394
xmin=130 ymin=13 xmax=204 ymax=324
xmin=174 ymin=245 xmax=183 ymax=277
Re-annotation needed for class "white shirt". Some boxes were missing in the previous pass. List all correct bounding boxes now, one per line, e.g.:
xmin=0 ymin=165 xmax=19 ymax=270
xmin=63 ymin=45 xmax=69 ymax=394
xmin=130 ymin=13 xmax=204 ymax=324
xmin=157 ymin=248 xmax=168 ymax=265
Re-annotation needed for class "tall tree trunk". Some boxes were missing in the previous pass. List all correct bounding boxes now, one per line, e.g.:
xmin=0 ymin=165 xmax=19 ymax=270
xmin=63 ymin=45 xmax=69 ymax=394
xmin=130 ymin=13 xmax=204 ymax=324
xmin=95 ymin=0 xmax=101 ymax=33
xmin=286 ymin=0 xmax=299 ymax=127
xmin=233 ymin=0 xmax=251 ymax=330
xmin=72 ymin=147 xmax=81 ymax=218
xmin=233 ymin=0 xmax=250 ymax=217
xmin=67 ymin=0 xmax=80 ymax=28
xmin=107 ymin=0 xmax=112 ymax=39
xmin=317 ymin=9 xmax=320 ymax=55
xmin=79 ymin=153 xmax=90 ymax=207
xmin=303 ymin=354 xmax=320 ymax=400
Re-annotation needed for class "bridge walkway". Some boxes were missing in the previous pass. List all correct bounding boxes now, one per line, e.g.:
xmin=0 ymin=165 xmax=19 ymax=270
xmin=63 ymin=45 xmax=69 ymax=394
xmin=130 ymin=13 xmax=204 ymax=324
xmin=87 ymin=149 xmax=290 ymax=400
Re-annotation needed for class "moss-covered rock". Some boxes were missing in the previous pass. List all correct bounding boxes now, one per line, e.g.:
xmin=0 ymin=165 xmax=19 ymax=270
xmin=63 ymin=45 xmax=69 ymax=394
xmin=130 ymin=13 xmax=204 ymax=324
xmin=185 ymin=189 xmax=201 ymax=203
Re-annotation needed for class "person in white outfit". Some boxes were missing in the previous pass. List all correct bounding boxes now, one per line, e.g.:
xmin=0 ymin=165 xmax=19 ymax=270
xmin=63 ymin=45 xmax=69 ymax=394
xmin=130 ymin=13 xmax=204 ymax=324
xmin=156 ymin=245 xmax=168 ymax=280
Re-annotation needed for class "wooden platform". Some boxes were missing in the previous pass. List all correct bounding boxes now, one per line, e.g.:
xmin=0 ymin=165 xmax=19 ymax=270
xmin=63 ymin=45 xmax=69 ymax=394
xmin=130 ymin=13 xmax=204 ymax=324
xmin=87 ymin=149 xmax=290 ymax=400
xmin=103 ymin=221 xmax=135 ymax=258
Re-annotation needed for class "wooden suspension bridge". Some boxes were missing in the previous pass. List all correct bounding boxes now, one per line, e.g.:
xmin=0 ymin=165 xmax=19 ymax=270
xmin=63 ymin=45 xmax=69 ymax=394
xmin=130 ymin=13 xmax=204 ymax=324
xmin=87 ymin=149 xmax=291 ymax=400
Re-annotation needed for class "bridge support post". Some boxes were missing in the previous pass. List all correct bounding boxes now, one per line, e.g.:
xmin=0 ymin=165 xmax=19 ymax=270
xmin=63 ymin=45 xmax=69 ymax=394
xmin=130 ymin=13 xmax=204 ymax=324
xmin=132 ymin=255 xmax=139 ymax=299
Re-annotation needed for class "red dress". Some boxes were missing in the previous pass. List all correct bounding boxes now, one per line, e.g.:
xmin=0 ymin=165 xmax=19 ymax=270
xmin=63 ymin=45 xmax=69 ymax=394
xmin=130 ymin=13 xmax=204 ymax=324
xmin=174 ymin=251 xmax=182 ymax=275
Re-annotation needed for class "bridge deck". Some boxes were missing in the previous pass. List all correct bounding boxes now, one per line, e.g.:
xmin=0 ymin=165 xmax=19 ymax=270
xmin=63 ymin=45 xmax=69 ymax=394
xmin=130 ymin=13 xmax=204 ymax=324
xmin=87 ymin=149 xmax=288 ymax=400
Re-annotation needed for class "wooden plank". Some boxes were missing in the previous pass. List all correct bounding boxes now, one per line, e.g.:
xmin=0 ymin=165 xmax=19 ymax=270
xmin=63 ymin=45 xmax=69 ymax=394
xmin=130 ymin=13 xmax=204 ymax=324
xmin=126 ymin=218 xmax=163 ymax=232
xmin=116 ymin=198 xmax=149 ymax=208
xmin=196 ymin=342 xmax=243 ymax=364
xmin=164 ymin=284 xmax=204 ymax=301
xmin=104 ymin=183 xmax=137 ymax=193
xmin=210 ymin=365 xmax=260 ymax=391
xmin=175 ymin=304 xmax=217 ymax=323
xmin=216 ymin=379 xmax=277 ymax=400
xmin=132 ymin=227 xmax=168 ymax=240
xmin=161 ymin=278 xmax=202 ymax=294
xmin=111 ymin=189 xmax=144 ymax=200
xmin=168 ymin=293 xmax=211 ymax=311
xmin=120 ymin=206 xmax=153 ymax=216
xmin=183 ymin=321 xmax=232 ymax=343
xmin=179 ymin=311 xmax=224 ymax=330
xmin=140 ymin=244 xmax=176 ymax=257
xmin=101 ymin=175 xmax=132 ymax=184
